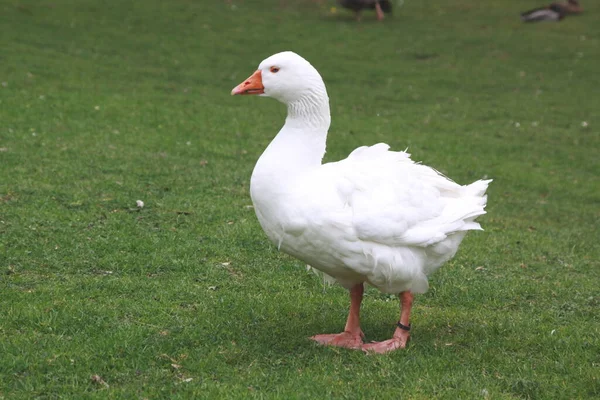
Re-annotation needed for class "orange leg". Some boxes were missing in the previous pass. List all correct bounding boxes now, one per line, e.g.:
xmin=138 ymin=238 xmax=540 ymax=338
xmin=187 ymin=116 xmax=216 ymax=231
xmin=363 ymin=291 xmax=413 ymax=353
xmin=375 ymin=1 xmax=385 ymax=21
xmin=310 ymin=283 xmax=365 ymax=350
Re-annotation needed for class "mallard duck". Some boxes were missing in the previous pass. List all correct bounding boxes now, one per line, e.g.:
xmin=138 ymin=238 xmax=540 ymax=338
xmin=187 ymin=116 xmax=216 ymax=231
xmin=338 ymin=0 xmax=392 ymax=21
xmin=231 ymin=51 xmax=491 ymax=353
xmin=521 ymin=0 xmax=583 ymax=22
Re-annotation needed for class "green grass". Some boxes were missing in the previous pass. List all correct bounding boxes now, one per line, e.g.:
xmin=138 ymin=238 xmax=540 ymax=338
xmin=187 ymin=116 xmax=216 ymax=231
xmin=1 ymin=0 xmax=599 ymax=398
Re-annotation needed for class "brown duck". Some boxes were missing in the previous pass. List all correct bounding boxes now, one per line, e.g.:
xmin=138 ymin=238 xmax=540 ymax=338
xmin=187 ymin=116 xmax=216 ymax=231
xmin=337 ymin=0 xmax=393 ymax=21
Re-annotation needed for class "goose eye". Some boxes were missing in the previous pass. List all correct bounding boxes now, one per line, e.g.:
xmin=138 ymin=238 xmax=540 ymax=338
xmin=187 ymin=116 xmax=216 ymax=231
xmin=270 ymin=66 xmax=280 ymax=73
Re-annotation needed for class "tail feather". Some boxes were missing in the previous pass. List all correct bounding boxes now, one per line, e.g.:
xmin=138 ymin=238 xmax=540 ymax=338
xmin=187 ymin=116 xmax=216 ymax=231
xmin=465 ymin=179 xmax=492 ymax=198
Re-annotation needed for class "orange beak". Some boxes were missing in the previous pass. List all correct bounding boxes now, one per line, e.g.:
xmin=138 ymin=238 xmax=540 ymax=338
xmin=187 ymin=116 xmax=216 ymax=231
xmin=231 ymin=70 xmax=264 ymax=96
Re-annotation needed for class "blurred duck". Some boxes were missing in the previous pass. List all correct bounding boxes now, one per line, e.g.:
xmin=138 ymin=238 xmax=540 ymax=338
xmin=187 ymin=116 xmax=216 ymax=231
xmin=521 ymin=0 xmax=583 ymax=22
xmin=338 ymin=0 xmax=392 ymax=21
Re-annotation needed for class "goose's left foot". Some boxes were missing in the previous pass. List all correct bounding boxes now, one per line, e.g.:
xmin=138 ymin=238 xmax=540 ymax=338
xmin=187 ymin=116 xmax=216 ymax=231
xmin=362 ymin=327 xmax=410 ymax=354
xmin=363 ymin=291 xmax=413 ymax=354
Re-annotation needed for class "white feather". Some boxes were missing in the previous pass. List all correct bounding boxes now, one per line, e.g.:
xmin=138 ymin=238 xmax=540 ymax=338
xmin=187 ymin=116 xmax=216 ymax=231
xmin=247 ymin=52 xmax=491 ymax=294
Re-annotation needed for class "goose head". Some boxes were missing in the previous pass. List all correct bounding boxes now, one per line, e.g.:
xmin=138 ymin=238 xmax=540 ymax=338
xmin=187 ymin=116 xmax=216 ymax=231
xmin=231 ymin=51 xmax=327 ymax=105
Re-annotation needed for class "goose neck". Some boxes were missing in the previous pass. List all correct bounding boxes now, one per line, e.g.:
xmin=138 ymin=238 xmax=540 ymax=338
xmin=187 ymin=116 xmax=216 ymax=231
xmin=285 ymin=90 xmax=331 ymax=131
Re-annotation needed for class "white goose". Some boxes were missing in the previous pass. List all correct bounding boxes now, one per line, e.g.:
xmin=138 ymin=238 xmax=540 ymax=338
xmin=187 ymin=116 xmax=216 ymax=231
xmin=232 ymin=51 xmax=491 ymax=353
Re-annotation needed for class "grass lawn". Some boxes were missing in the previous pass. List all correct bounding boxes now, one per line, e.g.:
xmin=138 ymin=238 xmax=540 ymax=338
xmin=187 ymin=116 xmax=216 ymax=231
xmin=1 ymin=0 xmax=599 ymax=398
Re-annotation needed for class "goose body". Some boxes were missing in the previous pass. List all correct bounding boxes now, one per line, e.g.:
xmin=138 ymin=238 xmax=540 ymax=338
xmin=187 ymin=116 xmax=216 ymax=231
xmin=232 ymin=52 xmax=491 ymax=352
